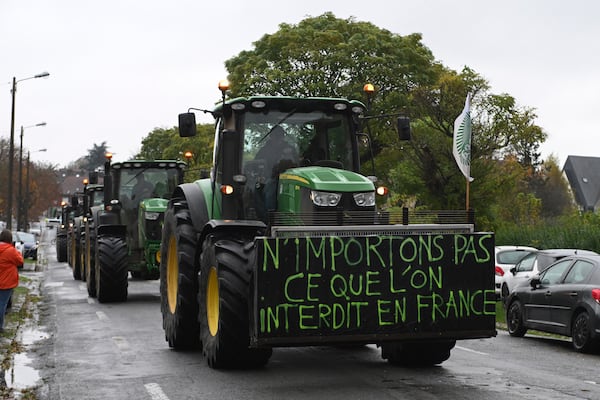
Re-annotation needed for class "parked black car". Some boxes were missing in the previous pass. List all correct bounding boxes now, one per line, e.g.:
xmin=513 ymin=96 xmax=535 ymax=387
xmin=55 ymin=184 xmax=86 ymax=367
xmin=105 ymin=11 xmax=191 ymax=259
xmin=506 ymin=254 xmax=600 ymax=352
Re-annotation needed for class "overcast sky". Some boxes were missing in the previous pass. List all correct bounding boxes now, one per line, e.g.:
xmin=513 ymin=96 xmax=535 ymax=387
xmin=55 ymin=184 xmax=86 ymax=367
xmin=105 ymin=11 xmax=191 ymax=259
xmin=1 ymin=0 xmax=599 ymax=168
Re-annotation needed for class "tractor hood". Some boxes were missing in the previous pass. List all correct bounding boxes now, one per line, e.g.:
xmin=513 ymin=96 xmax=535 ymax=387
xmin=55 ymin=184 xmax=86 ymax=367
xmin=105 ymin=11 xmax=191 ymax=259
xmin=279 ymin=166 xmax=374 ymax=192
xmin=140 ymin=197 xmax=169 ymax=213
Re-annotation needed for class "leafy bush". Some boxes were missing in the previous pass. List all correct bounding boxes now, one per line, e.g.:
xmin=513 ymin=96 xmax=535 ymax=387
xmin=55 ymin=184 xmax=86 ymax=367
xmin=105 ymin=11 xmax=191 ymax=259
xmin=495 ymin=212 xmax=600 ymax=253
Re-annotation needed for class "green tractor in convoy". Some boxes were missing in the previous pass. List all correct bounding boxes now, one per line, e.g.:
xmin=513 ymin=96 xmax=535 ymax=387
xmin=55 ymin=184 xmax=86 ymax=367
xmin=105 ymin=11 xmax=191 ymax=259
xmin=87 ymin=155 xmax=187 ymax=302
xmin=67 ymin=190 xmax=85 ymax=279
xmin=69 ymin=174 xmax=104 ymax=282
xmin=160 ymin=82 xmax=495 ymax=369
xmin=77 ymin=178 xmax=104 ymax=296
xmin=56 ymin=200 xmax=71 ymax=263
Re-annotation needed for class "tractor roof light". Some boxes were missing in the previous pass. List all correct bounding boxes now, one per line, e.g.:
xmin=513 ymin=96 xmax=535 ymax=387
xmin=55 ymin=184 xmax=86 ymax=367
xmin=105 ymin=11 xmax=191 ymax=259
xmin=105 ymin=152 xmax=113 ymax=160
xmin=184 ymin=151 xmax=193 ymax=160
xmin=250 ymin=100 xmax=266 ymax=109
xmin=363 ymin=83 xmax=375 ymax=94
xmin=218 ymin=79 xmax=230 ymax=93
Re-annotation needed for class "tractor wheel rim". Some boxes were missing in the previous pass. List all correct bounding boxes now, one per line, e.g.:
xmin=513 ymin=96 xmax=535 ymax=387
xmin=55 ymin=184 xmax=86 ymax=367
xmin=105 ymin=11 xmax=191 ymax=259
xmin=207 ymin=267 xmax=219 ymax=336
xmin=167 ymin=235 xmax=178 ymax=314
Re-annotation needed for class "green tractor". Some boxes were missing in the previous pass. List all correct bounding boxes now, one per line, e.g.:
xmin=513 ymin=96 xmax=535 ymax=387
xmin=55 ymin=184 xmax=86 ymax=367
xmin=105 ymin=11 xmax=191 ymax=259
xmin=88 ymin=156 xmax=187 ymax=302
xmin=70 ymin=174 xmax=103 ymax=282
xmin=160 ymin=83 xmax=495 ymax=369
xmin=56 ymin=200 xmax=71 ymax=263
xmin=67 ymin=191 xmax=85 ymax=279
xmin=78 ymin=179 xmax=104 ymax=297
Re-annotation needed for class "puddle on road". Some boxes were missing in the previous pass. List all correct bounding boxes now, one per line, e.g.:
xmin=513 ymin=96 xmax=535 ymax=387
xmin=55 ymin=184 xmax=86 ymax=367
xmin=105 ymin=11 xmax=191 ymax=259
xmin=0 ymin=327 xmax=50 ymax=393
xmin=6 ymin=353 xmax=40 ymax=390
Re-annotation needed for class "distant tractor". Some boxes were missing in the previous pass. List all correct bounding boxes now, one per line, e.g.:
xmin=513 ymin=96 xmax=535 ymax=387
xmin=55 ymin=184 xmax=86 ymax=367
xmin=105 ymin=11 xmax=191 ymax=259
xmin=88 ymin=155 xmax=186 ymax=302
xmin=55 ymin=201 xmax=70 ymax=263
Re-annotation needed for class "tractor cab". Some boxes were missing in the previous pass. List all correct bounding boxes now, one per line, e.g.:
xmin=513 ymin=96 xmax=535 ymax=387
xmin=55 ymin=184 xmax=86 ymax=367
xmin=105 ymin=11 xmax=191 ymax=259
xmin=109 ymin=160 xmax=186 ymax=268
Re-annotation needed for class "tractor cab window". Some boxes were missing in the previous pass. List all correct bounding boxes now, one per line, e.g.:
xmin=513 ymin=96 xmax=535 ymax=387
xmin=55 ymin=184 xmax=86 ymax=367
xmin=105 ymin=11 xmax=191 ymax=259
xmin=240 ymin=110 xmax=354 ymax=222
xmin=118 ymin=168 xmax=181 ymax=206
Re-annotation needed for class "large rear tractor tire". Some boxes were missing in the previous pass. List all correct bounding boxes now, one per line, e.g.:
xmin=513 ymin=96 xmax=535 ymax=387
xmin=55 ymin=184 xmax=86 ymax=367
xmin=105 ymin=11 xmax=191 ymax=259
xmin=56 ymin=235 xmax=67 ymax=262
xmin=95 ymin=236 xmax=129 ymax=303
xmin=199 ymin=234 xmax=272 ymax=369
xmin=79 ymin=237 xmax=86 ymax=282
xmin=381 ymin=340 xmax=456 ymax=366
xmin=160 ymin=201 xmax=201 ymax=348
xmin=86 ymin=232 xmax=97 ymax=297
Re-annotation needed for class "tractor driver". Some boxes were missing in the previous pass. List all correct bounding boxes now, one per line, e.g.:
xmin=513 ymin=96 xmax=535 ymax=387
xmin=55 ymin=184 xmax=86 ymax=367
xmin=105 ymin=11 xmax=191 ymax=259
xmin=254 ymin=126 xmax=298 ymax=214
xmin=131 ymin=174 xmax=154 ymax=203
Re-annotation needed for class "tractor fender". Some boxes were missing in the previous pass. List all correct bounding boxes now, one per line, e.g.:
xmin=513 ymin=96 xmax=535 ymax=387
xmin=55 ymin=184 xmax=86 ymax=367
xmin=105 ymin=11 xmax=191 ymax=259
xmin=97 ymin=224 xmax=127 ymax=238
xmin=96 ymin=210 xmax=126 ymax=238
xmin=174 ymin=183 xmax=267 ymax=243
xmin=201 ymin=220 xmax=267 ymax=244
xmin=173 ymin=183 xmax=210 ymax=233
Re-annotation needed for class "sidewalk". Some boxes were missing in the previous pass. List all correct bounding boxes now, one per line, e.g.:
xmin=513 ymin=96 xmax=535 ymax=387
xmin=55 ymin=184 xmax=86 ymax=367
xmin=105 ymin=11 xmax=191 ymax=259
xmin=0 ymin=228 xmax=51 ymax=398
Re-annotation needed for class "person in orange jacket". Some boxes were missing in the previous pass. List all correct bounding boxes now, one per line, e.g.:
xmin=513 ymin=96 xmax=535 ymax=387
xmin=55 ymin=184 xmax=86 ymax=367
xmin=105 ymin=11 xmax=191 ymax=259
xmin=0 ymin=229 xmax=22 ymax=332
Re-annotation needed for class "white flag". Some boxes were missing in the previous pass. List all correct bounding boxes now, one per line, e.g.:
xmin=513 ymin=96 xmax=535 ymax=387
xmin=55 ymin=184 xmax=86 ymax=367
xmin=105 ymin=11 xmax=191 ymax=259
xmin=453 ymin=93 xmax=474 ymax=182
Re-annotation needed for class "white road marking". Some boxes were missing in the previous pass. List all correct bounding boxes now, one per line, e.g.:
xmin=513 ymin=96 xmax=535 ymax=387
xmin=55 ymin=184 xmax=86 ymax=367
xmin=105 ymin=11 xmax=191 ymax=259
xmin=455 ymin=345 xmax=488 ymax=356
xmin=44 ymin=282 xmax=63 ymax=288
xmin=79 ymin=284 xmax=86 ymax=291
xmin=96 ymin=311 xmax=109 ymax=321
xmin=584 ymin=380 xmax=597 ymax=385
xmin=87 ymin=297 xmax=95 ymax=304
xmin=112 ymin=336 xmax=130 ymax=352
xmin=145 ymin=383 xmax=170 ymax=400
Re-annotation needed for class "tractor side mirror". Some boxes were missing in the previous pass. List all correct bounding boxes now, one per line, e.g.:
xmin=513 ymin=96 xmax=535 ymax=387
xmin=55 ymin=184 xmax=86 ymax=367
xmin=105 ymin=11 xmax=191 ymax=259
xmin=397 ymin=116 xmax=411 ymax=141
xmin=178 ymin=113 xmax=197 ymax=137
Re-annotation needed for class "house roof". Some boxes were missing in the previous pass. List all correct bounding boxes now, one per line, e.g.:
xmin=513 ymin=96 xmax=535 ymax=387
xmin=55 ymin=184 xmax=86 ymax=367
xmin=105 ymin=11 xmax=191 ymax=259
xmin=563 ymin=155 xmax=600 ymax=211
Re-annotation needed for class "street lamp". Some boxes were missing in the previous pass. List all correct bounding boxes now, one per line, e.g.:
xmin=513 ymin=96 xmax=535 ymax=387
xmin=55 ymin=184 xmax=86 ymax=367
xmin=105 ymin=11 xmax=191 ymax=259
xmin=24 ymin=148 xmax=47 ymax=232
xmin=7 ymin=71 xmax=50 ymax=230
xmin=17 ymin=122 xmax=46 ymax=231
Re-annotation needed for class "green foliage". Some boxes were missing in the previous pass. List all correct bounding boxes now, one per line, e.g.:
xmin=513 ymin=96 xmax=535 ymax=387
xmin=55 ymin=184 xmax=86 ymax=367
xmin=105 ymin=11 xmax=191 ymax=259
xmin=129 ymin=12 xmax=570 ymax=231
xmin=496 ymin=212 xmax=600 ymax=253
xmin=137 ymin=124 xmax=215 ymax=182
xmin=226 ymin=12 xmax=436 ymax=105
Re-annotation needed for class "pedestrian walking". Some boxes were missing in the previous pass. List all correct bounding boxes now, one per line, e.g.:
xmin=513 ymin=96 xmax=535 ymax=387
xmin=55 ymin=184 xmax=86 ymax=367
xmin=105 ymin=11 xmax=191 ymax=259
xmin=0 ymin=229 xmax=22 ymax=332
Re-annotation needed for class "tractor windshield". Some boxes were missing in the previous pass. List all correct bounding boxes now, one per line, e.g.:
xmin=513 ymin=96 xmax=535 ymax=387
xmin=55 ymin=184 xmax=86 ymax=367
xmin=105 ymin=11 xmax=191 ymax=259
xmin=117 ymin=167 xmax=181 ymax=206
xmin=239 ymin=109 xmax=355 ymax=222
xmin=242 ymin=110 xmax=354 ymax=178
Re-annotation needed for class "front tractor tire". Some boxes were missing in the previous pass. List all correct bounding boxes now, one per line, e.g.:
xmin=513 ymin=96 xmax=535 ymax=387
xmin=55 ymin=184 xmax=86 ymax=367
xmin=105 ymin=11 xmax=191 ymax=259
xmin=56 ymin=235 xmax=67 ymax=262
xmin=381 ymin=340 xmax=456 ymax=366
xmin=95 ymin=236 xmax=129 ymax=303
xmin=160 ymin=202 xmax=200 ymax=348
xmin=199 ymin=234 xmax=272 ymax=369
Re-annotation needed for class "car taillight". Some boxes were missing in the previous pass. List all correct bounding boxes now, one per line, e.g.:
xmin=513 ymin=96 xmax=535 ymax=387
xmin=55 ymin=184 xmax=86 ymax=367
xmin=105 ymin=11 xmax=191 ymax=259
xmin=495 ymin=266 xmax=504 ymax=277
xmin=592 ymin=289 xmax=600 ymax=304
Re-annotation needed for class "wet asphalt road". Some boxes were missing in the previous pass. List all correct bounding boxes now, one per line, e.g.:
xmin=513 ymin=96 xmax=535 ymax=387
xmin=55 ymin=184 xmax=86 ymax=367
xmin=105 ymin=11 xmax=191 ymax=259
xmin=27 ymin=228 xmax=600 ymax=400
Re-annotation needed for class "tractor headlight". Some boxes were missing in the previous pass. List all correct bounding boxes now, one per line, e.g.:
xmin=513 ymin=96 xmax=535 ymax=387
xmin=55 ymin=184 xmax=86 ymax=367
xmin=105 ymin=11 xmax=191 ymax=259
xmin=310 ymin=190 xmax=341 ymax=207
xmin=353 ymin=192 xmax=375 ymax=207
xmin=145 ymin=212 xmax=161 ymax=220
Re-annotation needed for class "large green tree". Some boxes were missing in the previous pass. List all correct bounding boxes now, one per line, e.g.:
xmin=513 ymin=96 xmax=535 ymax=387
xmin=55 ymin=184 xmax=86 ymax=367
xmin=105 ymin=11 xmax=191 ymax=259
xmin=137 ymin=124 xmax=215 ymax=182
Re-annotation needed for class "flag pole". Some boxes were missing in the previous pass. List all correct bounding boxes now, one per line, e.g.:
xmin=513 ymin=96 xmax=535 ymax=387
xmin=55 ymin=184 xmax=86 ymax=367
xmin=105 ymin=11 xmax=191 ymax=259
xmin=466 ymin=178 xmax=470 ymax=211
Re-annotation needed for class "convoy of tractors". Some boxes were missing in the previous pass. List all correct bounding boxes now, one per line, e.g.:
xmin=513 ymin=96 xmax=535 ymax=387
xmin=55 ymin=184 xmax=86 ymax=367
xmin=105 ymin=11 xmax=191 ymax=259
xmin=57 ymin=81 xmax=496 ymax=370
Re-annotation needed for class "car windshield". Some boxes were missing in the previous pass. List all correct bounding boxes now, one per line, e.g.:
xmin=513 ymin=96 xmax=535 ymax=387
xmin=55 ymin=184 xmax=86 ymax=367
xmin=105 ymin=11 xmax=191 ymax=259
xmin=15 ymin=232 xmax=35 ymax=244
xmin=516 ymin=253 xmax=536 ymax=272
xmin=497 ymin=250 xmax=533 ymax=264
